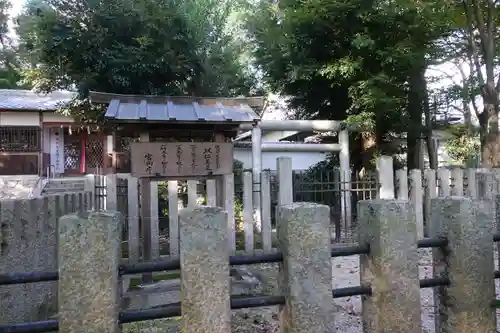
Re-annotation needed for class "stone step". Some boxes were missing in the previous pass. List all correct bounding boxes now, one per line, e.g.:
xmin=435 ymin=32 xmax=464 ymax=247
xmin=41 ymin=178 xmax=87 ymax=195
xmin=45 ymin=181 xmax=85 ymax=188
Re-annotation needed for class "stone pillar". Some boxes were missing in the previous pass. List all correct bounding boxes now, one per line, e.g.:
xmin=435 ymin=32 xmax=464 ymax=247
xmin=84 ymin=174 xmax=95 ymax=209
xmin=58 ymin=211 xmax=122 ymax=333
xmin=261 ymin=170 xmax=272 ymax=251
xmin=252 ymin=123 xmax=263 ymax=237
xmin=277 ymin=157 xmax=293 ymax=206
xmin=450 ymin=168 xmax=464 ymax=196
xmin=424 ymin=169 xmax=437 ymax=237
xmin=430 ymin=197 xmax=496 ymax=333
xmin=358 ymin=200 xmax=421 ymax=333
xmin=376 ymin=156 xmax=395 ymax=199
xmin=149 ymin=180 xmax=160 ymax=259
xmin=167 ymin=180 xmax=179 ymax=256
xmin=277 ymin=203 xmax=334 ymax=333
xmin=465 ymin=169 xmax=477 ymax=198
xmin=105 ymin=174 xmax=118 ymax=211
xmin=139 ymin=178 xmax=152 ymax=283
xmin=127 ymin=175 xmax=140 ymax=263
xmin=476 ymin=171 xmax=500 ymax=272
xmin=476 ymin=171 xmax=497 ymax=199
xmin=339 ymin=128 xmax=352 ymax=230
xmin=0 ymin=198 xmax=59 ymax=324
xmin=409 ymin=169 xmax=424 ymax=239
xmin=242 ymin=170 xmax=254 ymax=251
xmin=206 ymin=179 xmax=217 ymax=206
xmin=222 ymin=173 xmax=236 ymax=252
xmin=180 ymin=206 xmax=230 ymax=333
xmin=437 ymin=168 xmax=451 ymax=196
xmin=395 ymin=169 xmax=408 ymax=200
xmin=187 ymin=180 xmax=198 ymax=207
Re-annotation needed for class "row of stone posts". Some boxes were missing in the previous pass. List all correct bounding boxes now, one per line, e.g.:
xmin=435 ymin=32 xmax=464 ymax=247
xmin=57 ymin=196 xmax=496 ymax=333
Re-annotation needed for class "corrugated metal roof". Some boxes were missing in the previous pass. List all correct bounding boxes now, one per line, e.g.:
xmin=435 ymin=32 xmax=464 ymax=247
xmin=0 ymin=89 xmax=75 ymax=111
xmin=104 ymin=99 xmax=260 ymax=123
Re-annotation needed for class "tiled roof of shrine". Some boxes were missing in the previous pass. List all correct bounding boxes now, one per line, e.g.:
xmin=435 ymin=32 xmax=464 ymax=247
xmin=91 ymin=91 xmax=262 ymax=124
xmin=0 ymin=89 xmax=74 ymax=111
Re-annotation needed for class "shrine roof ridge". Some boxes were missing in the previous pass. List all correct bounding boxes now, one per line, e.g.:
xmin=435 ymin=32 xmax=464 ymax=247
xmin=91 ymin=91 xmax=263 ymax=124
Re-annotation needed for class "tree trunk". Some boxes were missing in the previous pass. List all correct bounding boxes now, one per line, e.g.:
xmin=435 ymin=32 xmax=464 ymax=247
xmin=424 ymin=86 xmax=438 ymax=169
xmin=460 ymin=0 xmax=499 ymax=165
xmin=407 ymin=60 xmax=426 ymax=170
xmin=480 ymin=87 xmax=500 ymax=167
xmin=360 ymin=131 xmax=377 ymax=170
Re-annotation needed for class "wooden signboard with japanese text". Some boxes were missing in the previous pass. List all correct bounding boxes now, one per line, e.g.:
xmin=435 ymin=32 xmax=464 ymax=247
xmin=130 ymin=142 xmax=233 ymax=178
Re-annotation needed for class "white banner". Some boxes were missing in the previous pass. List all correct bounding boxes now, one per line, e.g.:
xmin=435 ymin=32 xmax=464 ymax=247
xmin=50 ymin=128 xmax=65 ymax=174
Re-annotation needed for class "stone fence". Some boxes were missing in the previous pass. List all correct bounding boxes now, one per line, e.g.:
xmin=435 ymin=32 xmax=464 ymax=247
xmin=93 ymin=155 xmax=500 ymax=265
xmin=2 ymin=195 xmax=497 ymax=332
xmin=377 ymin=155 xmax=500 ymax=238
xmin=0 ymin=192 xmax=93 ymax=324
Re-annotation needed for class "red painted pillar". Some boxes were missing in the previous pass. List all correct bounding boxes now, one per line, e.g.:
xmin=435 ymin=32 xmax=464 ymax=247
xmin=80 ymin=132 xmax=87 ymax=174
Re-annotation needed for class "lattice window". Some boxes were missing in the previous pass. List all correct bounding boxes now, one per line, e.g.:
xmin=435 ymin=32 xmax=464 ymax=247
xmin=64 ymin=141 xmax=81 ymax=170
xmin=0 ymin=126 xmax=41 ymax=152
xmin=86 ymin=137 xmax=103 ymax=168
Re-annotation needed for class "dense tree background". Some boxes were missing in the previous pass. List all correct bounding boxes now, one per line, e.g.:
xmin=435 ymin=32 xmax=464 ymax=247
xmin=12 ymin=0 xmax=262 ymax=124
xmin=0 ymin=0 xmax=30 ymax=88
xmin=244 ymin=0 xmax=499 ymax=169
xmin=2 ymin=0 xmax=499 ymax=169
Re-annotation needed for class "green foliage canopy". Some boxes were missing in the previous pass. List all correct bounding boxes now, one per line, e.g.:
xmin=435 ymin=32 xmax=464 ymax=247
xmin=15 ymin=0 xmax=261 ymax=124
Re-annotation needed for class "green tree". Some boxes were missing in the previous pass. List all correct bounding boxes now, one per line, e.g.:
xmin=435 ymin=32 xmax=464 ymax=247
xmin=424 ymin=0 xmax=499 ymax=166
xmin=0 ymin=0 xmax=29 ymax=89
xmin=15 ymin=0 xmax=259 ymax=125
xmin=177 ymin=0 xmax=261 ymax=96
xmin=444 ymin=124 xmax=480 ymax=167
xmin=457 ymin=0 xmax=499 ymax=166
xmin=246 ymin=0 xmax=455 ymax=170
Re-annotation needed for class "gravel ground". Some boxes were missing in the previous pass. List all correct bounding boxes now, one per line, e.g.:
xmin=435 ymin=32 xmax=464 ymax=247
xmin=123 ymin=245 xmax=500 ymax=333
xmin=240 ymin=248 xmax=437 ymax=333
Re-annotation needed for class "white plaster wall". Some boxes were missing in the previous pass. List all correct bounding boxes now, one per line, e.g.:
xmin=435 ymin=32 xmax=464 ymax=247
xmin=0 ymin=112 xmax=40 ymax=126
xmin=234 ymin=148 xmax=327 ymax=170
xmin=42 ymin=112 xmax=74 ymax=123
xmin=261 ymin=130 xmax=298 ymax=141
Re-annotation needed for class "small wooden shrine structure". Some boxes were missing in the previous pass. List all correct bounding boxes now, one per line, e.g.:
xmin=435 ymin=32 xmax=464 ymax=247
xmin=91 ymin=91 xmax=263 ymax=282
